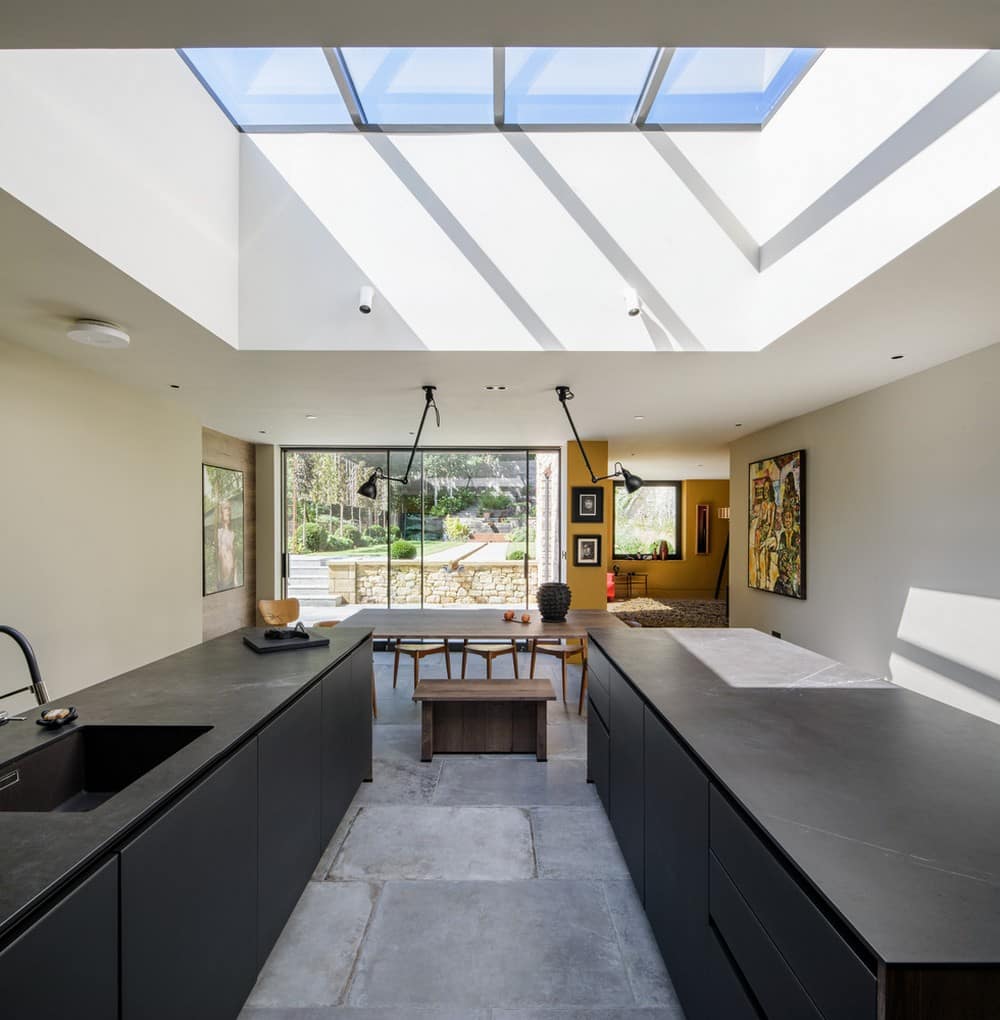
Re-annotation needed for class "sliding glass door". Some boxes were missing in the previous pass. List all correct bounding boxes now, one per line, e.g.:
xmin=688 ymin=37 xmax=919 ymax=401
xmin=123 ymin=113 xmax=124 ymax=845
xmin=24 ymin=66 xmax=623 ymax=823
xmin=282 ymin=447 xmax=560 ymax=621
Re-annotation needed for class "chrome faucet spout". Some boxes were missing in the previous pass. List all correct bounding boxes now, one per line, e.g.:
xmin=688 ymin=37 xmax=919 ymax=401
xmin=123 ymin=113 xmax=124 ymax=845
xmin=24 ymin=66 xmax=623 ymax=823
xmin=0 ymin=626 xmax=50 ymax=706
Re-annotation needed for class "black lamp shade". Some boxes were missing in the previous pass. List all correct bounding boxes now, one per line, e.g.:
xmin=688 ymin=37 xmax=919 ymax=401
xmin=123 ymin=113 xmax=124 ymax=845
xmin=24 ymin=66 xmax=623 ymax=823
xmin=622 ymin=467 xmax=643 ymax=493
xmin=357 ymin=471 xmax=380 ymax=500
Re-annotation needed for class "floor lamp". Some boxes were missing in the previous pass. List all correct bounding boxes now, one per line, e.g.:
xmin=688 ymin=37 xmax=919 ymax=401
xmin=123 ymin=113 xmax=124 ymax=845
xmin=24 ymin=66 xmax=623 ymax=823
xmin=714 ymin=507 xmax=731 ymax=619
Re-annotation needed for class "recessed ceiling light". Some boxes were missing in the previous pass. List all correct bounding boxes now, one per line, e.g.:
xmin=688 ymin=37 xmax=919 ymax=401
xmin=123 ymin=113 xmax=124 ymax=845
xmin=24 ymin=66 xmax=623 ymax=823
xmin=305 ymin=414 xmax=318 ymax=420
xmin=484 ymin=385 xmax=507 ymax=391
xmin=67 ymin=318 xmax=130 ymax=349
xmin=735 ymin=423 xmax=743 ymax=428
xmin=408 ymin=431 xmax=416 ymax=436
xmin=169 ymin=384 xmax=180 ymax=389
xmin=633 ymin=415 xmax=645 ymax=420
xmin=891 ymin=354 xmax=904 ymax=360
xmin=258 ymin=430 xmax=267 ymax=435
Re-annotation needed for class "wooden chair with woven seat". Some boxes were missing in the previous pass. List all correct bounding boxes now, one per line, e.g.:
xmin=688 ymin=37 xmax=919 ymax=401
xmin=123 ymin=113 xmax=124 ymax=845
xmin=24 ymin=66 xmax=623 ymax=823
xmin=529 ymin=637 xmax=588 ymax=715
xmin=461 ymin=640 xmax=520 ymax=680
xmin=316 ymin=620 xmax=378 ymax=720
xmin=394 ymin=639 xmax=451 ymax=689
xmin=258 ymin=598 xmax=300 ymax=626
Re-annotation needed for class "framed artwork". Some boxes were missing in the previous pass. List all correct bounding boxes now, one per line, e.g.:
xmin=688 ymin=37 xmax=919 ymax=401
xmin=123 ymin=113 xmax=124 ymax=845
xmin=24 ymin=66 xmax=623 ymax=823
xmin=203 ymin=464 xmax=244 ymax=595
xmin=748 ymin=450 xmax=805 ymax=599
xmin=571 ymin=486 xmax=604 ymax=523
xmin=696 ymin=504 xmax=710 ymax=555
xmin=574 ymin=533 xmax=602 ymax=567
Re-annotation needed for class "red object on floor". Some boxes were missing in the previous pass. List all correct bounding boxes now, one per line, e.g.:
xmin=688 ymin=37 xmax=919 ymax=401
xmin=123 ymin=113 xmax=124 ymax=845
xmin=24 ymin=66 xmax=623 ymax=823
xmin=606 ymin=572 xmax=616 ymax=600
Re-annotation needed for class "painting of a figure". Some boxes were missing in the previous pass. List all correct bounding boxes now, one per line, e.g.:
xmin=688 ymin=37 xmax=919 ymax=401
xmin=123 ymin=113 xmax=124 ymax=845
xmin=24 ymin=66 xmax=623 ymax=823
xmin=203 ymin=465 xmax=244 ymax=595
xmin=748 ymin=450 xmax=804 ymax=599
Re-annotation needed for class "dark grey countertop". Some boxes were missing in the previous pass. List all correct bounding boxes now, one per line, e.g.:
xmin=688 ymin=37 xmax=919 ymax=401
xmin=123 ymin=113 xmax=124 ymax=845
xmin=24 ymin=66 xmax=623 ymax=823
xmin=589 ymin=627 xmax=1000 ymax=966
xmin=0 ymin=627 xmax=371 ymax=942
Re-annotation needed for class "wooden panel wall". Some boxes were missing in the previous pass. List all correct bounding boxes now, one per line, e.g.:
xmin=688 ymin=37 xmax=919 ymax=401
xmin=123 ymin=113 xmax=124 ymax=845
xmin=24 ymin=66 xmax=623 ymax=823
xmin=203 ymin=428 xmax=256 ymax=640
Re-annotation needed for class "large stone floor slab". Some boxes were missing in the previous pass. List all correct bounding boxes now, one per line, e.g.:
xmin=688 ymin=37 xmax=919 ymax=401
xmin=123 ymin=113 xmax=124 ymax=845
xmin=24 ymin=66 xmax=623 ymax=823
xmin=348 ymin=879 xmax=635 ymax=1009
xmin=531 ymin=806 xmax=630 ymax=879
xmin=243 ymin=1008 xmax=489 ymax=1019
xmin=329 ymin=805 xmax=533 ymax=881
xmin=433 ymin=758 xmax=597 ymax=806
xmin=494 ymin=1009 xmax=683 ymax=1019
xmin=246 ymin=882 xmax=376 ymax=1008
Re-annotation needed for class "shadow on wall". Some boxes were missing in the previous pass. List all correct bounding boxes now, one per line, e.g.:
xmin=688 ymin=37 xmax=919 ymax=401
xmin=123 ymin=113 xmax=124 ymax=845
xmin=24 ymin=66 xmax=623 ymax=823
xmin=890 ymin=587 xmax=1000 ymax=724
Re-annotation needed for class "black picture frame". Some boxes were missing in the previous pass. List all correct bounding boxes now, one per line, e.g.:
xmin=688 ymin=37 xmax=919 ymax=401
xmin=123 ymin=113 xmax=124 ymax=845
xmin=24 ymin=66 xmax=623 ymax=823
xmin=574 ymin=533 xmax=602 ymax=567
xmin=571 ymin=486 xmax=604 ymax=523
xmin=203 ymin=464 xmax=245 ymax=596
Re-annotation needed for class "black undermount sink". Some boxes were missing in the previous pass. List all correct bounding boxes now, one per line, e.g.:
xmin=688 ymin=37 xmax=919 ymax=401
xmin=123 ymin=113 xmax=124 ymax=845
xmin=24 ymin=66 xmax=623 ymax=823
xmin=0 ymin=725 xmax=213 ymax=812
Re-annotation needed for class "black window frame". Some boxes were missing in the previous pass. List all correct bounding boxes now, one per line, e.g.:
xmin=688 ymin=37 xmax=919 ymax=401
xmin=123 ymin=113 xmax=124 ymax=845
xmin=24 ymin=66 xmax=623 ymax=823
xmin=612 ymin=479 xmax=683 ymax=560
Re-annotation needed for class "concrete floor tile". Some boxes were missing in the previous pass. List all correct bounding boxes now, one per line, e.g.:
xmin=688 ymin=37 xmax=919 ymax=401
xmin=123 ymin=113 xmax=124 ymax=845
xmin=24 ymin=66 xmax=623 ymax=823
xmin=242 ymin=1009 xmax=489 ymax=1020
xmin=330 ymin=805 xmax=533 ymax=881
xmin=603 ymin=881 xmax=683 ymax=1008
xmin=348 ymin=880 xmax=634 ymax=1008
xmin=313 ymin=804 xmax=362 ymax=881
xmin=531 ymin=807 xmax=629 ymax=880
xmin=493 ymin=1010 xmax=682 ymax=1020
xmin=247 ymin=882 xmax=377 ymax=1008
xmin=545 ymin=718 xmax=588 ymax=759
xmin=433 ymin=758 xmax=596 ymax=806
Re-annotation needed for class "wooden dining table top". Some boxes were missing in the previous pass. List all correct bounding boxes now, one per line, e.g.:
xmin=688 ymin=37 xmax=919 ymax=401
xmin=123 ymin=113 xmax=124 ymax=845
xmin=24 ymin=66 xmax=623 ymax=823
xmin=344 ymin=607 xmax=625 ymax=640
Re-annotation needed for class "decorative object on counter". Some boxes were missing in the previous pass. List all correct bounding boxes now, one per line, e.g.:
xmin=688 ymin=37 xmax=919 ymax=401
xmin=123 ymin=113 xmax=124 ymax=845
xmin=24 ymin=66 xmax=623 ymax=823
xmin=203 ymin=464 xmax=244 ymax=595
xmin=357 ymin=385 xmax=440 ymax=499
xmin=536 ymin=581 xmax=573 ymax=621
xmin=748 ymin=450 xmax=805 ymax=599
xmin=0 ymin=625 xmax=51 ymax=705
xmin=574 ymin=534 xmax=602 ymax=567
xmin=696 ymin=503 xmax=710 ymax=555
xmin=555 ymin=386 xmax=643 ymax=492
xmin=264 ymin=622 xmax=311 ymax=641
xmin=242 ymin=629 xmax=330 ymax=654
xmin=571 ymin=486 xmax=604 ymax=523
xmin=37 ymin=706 xmax=78 ymax=728
xmin=503 ymin=610 xmax=516 ymax=621
xmin=521 ymin=613 xmax=532 ymax=624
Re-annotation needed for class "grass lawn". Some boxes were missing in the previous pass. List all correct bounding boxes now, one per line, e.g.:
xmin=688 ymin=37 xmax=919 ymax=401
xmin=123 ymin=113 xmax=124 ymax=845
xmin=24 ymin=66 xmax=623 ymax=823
xmin=297 ymin=540 xmax=465 ymax=560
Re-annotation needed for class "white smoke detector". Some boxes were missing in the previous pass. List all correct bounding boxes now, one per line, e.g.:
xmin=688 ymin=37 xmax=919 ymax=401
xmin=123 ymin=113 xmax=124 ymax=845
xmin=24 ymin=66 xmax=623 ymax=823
xmin=67 ymin=319 xmax=130 ymax=349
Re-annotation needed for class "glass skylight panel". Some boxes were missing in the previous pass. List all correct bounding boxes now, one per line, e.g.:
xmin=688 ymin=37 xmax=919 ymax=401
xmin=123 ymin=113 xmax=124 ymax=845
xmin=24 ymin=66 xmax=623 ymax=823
xmin=505 ymin=47 xmax=657 ymax=124
xmin=181 ymin=48 xmax=352 ymax=127
xmin=340 ymin=48 xmax=493 ymax=124
xmin=648 ymin=48 xmax=818 ymax=125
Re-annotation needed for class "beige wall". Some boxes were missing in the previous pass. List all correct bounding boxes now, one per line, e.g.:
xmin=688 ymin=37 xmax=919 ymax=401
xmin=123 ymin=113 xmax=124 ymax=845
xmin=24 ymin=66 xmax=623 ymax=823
xmin=730 ymin=341 xmax=1000 ymax=723
xmin=202 ymin=427 xmax=256 ymax=640
xmin=0 ymin=339 xmax=202 ymax=707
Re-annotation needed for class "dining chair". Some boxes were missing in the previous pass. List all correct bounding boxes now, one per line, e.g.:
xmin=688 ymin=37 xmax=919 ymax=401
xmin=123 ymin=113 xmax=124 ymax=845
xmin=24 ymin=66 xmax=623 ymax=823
xmin=461 ymin=640 xmax=520 ymax=679
xmin=529 ymin=637 xmax=588 ymax=714
xmin=394 ymin=639 xmax=451 ymax=689
xmin=258 ymin=598 xmax=300 ymax=626
xmin=316 ymin=619 xmax=378 ymax=719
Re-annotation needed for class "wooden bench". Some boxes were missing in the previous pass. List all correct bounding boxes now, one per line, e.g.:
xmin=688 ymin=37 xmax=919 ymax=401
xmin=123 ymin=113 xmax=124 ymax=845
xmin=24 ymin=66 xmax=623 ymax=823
xmin=412 ymin=678 xmax=556 ymax=762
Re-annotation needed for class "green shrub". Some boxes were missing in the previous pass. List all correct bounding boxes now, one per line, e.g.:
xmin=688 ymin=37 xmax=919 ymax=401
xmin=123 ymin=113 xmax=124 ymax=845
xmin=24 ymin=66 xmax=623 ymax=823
xmin=336 ymin=525 xmax=363 ymax=547
xmin=364 ymin=525 xmax=387 ymax=545
xmin=479 ymin=489 xmax=513 ymax=511
xmin=506 ymin=548 xmax=526 ymax=560
xmin=327 ymin=534 xmax=353 ymax=552
xmin=295 ymin=522 xmax=331 ymax=552
xmin=390 ymin=524 xmax=401 ymax=540
xmin=391 ymin=539 xmax=417 ymax=560
xmin=428 ymin=489 xmax=477 ymax=516
xmin=443 ymin=515 xmax=470 ymax=542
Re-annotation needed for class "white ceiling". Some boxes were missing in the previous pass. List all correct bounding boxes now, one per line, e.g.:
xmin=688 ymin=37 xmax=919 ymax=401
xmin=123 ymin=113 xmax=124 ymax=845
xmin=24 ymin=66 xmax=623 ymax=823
xmin=2 ymin=180 xmax=998 ymax=479
xmin=4 ymin=0 xmax=1000 ymax=49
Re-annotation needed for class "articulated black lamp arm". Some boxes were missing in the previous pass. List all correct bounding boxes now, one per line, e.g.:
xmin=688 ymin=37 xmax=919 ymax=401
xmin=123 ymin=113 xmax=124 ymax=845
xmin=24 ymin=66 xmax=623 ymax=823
xmin=363 ymin=386 xmax=440 ymax=494
xmin=556 ymin=386 xmax=600 ymax=484
xmin=592 ymin=462 xmax=628 ymax=484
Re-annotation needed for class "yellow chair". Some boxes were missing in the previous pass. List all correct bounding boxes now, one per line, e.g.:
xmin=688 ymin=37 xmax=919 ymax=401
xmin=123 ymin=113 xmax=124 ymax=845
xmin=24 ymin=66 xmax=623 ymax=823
xmin=316 ymin=619 xmax=378 ymax=720
xmin=258 ymin=598 xmax=300 ymax=626
xmin=461 ymin=640 xmax=520 ymax=679
xmin=529 ymin=638 xmax=588 ymax=714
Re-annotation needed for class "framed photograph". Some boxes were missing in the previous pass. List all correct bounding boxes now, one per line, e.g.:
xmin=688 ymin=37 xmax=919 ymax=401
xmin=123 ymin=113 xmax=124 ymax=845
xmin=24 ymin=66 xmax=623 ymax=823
xmin=571 ymin=486 xmax=604 ymax=523
xmin=574 ymin=533 xmax=602 ymax=567
xmin=696 ymin=503 xmax=710 ymax=555
xmin=748 ymin=450 xmax=805 ymax=599
xmin=203 ymin=464 xmax=244 ymax=595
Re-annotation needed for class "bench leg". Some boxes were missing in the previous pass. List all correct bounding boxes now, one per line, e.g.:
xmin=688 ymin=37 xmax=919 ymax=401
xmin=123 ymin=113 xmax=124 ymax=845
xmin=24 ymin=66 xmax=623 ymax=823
xmin=536 ymin=702 xmax=547 ymax=762
xmin=421 ymin=702 xmax=434 ymax=762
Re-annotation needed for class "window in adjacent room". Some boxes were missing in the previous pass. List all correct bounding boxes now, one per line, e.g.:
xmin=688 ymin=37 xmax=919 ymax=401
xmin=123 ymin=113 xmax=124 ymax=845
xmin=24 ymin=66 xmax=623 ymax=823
xmin=613 ymin=480 xmax=682 ymax=559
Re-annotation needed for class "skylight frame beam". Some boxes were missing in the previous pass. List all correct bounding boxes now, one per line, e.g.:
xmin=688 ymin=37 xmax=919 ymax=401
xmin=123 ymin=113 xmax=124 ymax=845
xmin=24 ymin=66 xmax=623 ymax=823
xmin=493 ymin=47 xmax=505 ymax=126
xmin=324 ymin=46 xmax=368 ymax=128
xmin=759 ymin=47 xmax=824 ymax=128
xmin=633 ymin=47 xmax=674 ymax=126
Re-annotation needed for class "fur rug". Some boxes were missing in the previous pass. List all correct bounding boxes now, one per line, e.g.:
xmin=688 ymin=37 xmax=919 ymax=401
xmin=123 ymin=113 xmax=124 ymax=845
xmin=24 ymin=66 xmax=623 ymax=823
xmin=608 ymin=597 xmax=729 ymax=628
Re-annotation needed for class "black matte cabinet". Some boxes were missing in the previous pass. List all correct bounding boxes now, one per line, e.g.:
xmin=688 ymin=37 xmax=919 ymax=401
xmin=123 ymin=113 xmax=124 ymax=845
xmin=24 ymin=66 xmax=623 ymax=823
xmin=587 ymin=699 xmax=610 ymax=812
xmin=258 ymin=683 xmax=323 ymax=965
xmin=0 ymin=856 xmax=118 ymax=1019
xmin=609 ymin=666 xmax=645 ymax=899
xmin=321 ymin=643 xmax=372 ymax=846
xmin=119 ymin=738 xmax=258 ymax=1020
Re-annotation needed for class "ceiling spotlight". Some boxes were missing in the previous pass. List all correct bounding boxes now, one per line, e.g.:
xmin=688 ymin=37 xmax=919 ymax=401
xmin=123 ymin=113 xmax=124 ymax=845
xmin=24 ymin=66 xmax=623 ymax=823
xmin=358 ymin=385 xmax=441 ymax=499
xmin=485 ymin=385 xmax=507 ymax=391
xmin=623 ymin=286 xmax=641 ymax=317
xmin=359 ymin=285 xmax=374 ymax=315
xmin=67 ymin=319 xmax=130 ymax=349
xmin=554 ymin=386 xmax=643 ymax=493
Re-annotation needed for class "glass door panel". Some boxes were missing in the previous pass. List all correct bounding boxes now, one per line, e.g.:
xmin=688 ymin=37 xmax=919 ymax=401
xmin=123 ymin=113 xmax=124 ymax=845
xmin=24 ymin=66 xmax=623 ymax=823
xmin=388 ymin=450 xmax=423 ymax=608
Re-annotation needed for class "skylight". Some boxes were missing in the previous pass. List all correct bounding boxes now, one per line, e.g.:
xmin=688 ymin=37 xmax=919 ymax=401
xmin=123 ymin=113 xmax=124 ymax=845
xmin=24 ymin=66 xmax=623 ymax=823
xmin=648 ymin=48 xmax=818 ymax=125
xmin=180 ymin=47 xmax=820 ymax=130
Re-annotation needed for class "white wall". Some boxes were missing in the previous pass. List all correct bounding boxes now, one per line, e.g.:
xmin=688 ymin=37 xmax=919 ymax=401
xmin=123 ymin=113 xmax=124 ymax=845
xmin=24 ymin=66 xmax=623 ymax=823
xmin=0 ymin=50 xmax=239 ymax=344
xmin=0 ymin=339 xmax=202 ymax=708
xmin=730 ymin=340 xmax=1000 ymax=723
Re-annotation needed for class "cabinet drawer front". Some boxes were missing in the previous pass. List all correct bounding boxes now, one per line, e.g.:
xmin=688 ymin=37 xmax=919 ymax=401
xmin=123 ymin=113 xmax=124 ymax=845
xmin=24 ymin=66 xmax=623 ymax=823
xmin=711 ymin=853 xmax=823 ymax=1020
xmin=588 ymin=646 xmax=611 ymax=698
xmin=588 ymin=658 xmax=610 ymax=728
xmin=587 ymin=702 xmax=610 ymax=813
xmin=710 ymin=788 xmax=876 ymax=1020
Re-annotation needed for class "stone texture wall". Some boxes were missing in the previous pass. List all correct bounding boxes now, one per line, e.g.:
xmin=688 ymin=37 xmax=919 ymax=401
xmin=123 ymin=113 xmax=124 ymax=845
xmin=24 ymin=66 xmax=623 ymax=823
xmin=330 ymin=560 xmax=540 ymax=605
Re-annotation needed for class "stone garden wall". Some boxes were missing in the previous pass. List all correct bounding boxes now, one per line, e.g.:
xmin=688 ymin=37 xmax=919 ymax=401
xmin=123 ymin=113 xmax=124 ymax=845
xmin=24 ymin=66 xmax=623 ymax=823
xmin=329 ymin=560 xmax=540 ymax=605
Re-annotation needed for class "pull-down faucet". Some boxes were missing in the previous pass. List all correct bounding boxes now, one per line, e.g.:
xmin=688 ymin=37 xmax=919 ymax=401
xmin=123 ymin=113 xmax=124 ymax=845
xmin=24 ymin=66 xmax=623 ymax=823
xmin=0 ymin=626 xmax=50 ymax=706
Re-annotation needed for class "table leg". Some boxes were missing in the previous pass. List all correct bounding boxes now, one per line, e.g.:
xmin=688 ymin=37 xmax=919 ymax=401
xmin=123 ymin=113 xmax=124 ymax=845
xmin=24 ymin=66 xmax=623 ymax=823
xmin=536 ymin=701 xmax=547 ymax=762
xmin=421 ymin=702 xmax=434 ymax=762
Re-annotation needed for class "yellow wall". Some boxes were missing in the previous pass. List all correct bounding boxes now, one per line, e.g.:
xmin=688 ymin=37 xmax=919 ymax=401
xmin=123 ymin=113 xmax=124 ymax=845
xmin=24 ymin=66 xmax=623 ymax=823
xmin=565 ymin=440 xmax=612 ymax=609
xmin=612 ymin=479 xmax=731 ymax=601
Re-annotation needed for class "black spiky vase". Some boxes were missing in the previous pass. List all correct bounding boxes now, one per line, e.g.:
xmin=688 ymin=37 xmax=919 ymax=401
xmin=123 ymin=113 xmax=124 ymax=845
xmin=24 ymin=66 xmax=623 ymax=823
xmin=536 ymin=582 xmax=572 ymax=622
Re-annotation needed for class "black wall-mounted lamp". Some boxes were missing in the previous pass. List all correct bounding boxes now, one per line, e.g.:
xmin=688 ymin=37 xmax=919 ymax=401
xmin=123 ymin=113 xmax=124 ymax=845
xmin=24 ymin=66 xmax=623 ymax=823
xmin=555 ymin=386 xmax=643 ymax=493
xmin=357 ymin=385 xmax=441 ymax=499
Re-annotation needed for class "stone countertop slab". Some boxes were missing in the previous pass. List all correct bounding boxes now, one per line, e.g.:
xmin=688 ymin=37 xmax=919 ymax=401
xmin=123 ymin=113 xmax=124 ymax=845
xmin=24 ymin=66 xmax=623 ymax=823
xmin=0 ymin=627 xmax=371 ymax=943
xmin=588 ymin=626 xmax=1000 ymax=966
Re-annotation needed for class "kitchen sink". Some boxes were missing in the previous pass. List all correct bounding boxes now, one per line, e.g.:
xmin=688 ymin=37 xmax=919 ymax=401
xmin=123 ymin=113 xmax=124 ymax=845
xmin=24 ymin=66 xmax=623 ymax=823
xmin=0 ymin=724 xmax=213 ymax=812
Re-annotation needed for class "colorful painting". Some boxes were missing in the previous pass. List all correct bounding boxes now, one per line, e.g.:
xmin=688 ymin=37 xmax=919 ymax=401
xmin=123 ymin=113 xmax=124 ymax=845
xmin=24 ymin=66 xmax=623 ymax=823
xmin=203 ymin=464 xmax=244 ymax=595
xmin=748 ymin=450 xmax=804 ymax=599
